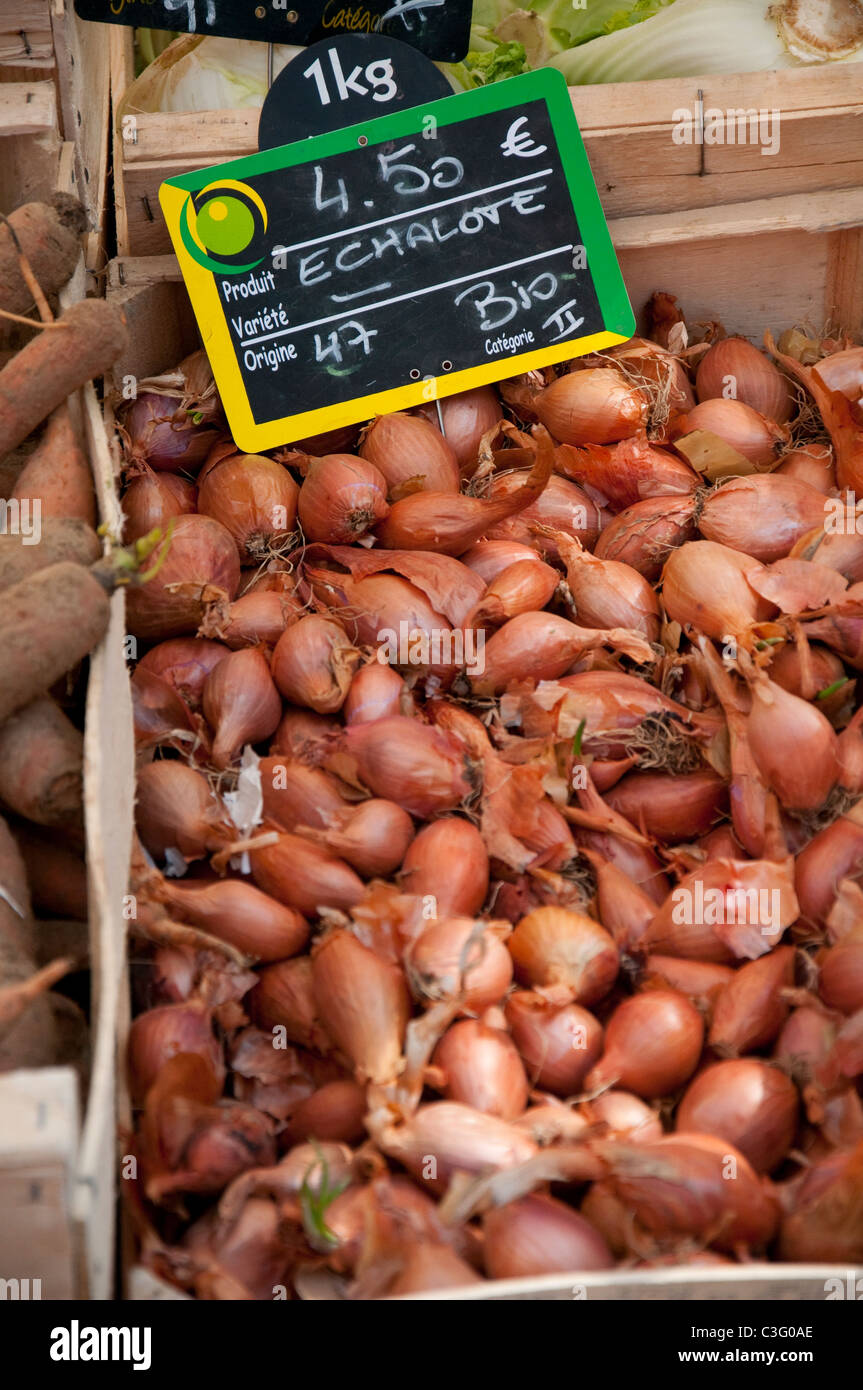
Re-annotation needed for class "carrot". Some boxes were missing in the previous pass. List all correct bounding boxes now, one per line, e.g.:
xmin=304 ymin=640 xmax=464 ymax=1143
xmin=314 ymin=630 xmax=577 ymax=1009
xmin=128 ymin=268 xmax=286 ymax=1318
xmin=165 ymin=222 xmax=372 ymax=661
xmin=0 ymin=517 xmax=100 ymax=593
xmin=31 ymin=920 xmax=88 ymax=968
xmin=0 ymin=972 xmax=69 ymax=1073
xmin=0 ymin=195 xmax=86 ymax=332
xmin=0 ymin=816 xmax=32 ymax=968
xmin=0 ymin=561 xmax=110 ymax=724
xmin=13 ymin=826 xmax=88 ymax=921
xmin=0 ymin=443 xmax=29 ymax=498
xmin=0 ymin=817 xmax=80 ymax=1072
xmin=11 ymin=399 xmax=96 ymax=525
xmin=0 ymin=957 xmax=73 ymax=1043
xmin=0 ymin=298 xmax=127 ymax=456
xmin=0 ymin=698 xmax=84 ymax=828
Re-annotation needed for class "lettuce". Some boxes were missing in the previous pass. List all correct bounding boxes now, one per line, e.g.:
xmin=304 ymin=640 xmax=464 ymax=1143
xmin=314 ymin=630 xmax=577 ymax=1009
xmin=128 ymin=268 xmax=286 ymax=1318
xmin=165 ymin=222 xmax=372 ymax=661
xmin=443 ymin=35 xmax=529 ymax=91
xmin=443 ymin=2 xmax=679 ymax=86
xmin=471 ymin=1 xmax=676 ymax=49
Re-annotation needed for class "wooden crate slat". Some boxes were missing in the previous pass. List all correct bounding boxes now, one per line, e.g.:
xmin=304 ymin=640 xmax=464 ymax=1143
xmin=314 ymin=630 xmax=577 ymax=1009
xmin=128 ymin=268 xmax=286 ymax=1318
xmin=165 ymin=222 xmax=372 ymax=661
xmin=621 ymin=226 xmax=833 ymax=342
xmin=568 ymin=63 xmax=863 ymax=130
xmin=109 ymin=23 xmax=134 ymax=262
xmin=826 ymin=225 xmax=863 ymax=335
xmin=395 ymin=1264 xmax=863 ymax=1302
xmin=0 ymin=3 xmax=54 ymax=66
xmin=612 ymin=187 xmax=863 ymax=247
xmin=0 ymin=79 xmax=56 ymax=134
xmin=121 ymin=108 xmax=261 ymax=163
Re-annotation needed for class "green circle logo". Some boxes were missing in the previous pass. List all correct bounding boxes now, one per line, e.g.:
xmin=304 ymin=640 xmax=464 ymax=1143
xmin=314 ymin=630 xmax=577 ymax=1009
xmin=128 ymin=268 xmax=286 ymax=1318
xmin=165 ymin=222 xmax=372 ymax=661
xmin=179 ymin=179 xmax=268 ymax=274
xmin=195 ymin=196 xmax=255 ymax=256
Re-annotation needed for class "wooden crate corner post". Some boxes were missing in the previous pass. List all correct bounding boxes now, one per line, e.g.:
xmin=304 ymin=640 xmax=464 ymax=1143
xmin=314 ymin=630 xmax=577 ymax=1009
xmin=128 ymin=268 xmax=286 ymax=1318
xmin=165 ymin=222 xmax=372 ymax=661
xmin=0 ymin=1067 xmax=81 ymax=1301
xmin=51 ymin=0 xmax=112 ymax=278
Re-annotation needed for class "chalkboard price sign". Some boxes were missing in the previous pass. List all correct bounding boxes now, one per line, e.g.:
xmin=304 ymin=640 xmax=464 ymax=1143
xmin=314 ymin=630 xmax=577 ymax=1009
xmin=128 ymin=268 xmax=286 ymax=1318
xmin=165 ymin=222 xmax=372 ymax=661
xmin=74 ymin=0 xmax=474 ymax=61
xmin=159 ymin=69 xmax=635 ymax=451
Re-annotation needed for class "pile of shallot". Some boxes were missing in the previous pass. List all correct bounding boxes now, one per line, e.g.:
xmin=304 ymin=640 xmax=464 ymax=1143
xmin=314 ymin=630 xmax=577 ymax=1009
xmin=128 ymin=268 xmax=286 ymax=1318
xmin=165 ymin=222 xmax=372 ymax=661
xmin=120 ymin=302 xmax=863 ymax=1300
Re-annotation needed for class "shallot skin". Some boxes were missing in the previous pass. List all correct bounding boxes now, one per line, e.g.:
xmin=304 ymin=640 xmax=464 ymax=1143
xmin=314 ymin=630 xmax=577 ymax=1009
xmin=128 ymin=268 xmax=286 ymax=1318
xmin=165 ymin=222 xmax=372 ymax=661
xmin=676 ymin=1059 xmax=799 ymax=1172
xmin=598 ymin=1133 xmax=781 ymax=1252
xmin=483 ymin=1195 xmax=613 ymax=1279
xmin=586 ymin=990 xmax=704 ymax=1100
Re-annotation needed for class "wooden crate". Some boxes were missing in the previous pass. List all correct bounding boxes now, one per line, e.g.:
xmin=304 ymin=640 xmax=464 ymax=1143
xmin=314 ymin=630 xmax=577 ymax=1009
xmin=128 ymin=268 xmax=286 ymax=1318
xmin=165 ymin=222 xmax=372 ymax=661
xmin=105 ymin=182 xmax=863 ymax=362
xmin=0 ymin=3 xmax=55 ymax=78
xmin=106 ymin=177 xmax=862 ymax=1296
xmin=0 ymin=2 xmax=112 ymax=278
xmin=0 ymin=120 xmax=129 ymax=1301
xmin=109 ymin=33 xmax=863 ymax=258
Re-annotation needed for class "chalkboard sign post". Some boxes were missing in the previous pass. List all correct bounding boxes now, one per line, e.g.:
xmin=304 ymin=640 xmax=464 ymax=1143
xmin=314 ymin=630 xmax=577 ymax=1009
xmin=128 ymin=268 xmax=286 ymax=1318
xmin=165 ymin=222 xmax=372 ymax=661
xmin=159 ymin=68 xmax=635 ymax=452
xmin=74 ymin=0 xmax=474 ymax=60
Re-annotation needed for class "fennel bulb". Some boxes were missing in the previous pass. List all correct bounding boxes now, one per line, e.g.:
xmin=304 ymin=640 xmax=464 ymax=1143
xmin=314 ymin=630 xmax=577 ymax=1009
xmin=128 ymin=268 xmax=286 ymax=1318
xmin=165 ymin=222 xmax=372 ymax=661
xmin=552 ymin=0 xmax=863 ymax=84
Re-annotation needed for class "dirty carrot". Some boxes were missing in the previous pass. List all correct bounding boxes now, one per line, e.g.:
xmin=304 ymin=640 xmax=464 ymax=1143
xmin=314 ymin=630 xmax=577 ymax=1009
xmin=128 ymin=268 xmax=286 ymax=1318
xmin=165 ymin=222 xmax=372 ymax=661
xmin=0 ymin=298 xmax=127 ymax=456
xmin=0 ymin=195 xmax=86 ymax=330
xmin=11 ymin=400 xmax=96 ymax=526
xmin=0 ymin=518 xmax=101 ymax=593
xmin=0 ymin=698 xmax=84 ymax=828
xmin=0 ymin=561 xmax=111 ymax=724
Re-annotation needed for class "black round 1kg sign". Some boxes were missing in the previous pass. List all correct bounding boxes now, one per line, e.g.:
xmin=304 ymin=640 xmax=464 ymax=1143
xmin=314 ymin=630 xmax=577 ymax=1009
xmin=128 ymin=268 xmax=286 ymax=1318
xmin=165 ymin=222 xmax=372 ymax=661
xmin=258 ymin=33 xmax=453 ymax=148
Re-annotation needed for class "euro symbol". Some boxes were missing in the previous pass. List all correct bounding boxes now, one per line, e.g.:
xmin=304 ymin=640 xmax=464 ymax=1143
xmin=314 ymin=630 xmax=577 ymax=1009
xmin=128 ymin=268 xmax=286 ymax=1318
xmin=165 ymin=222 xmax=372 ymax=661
xmin=500 ymin=116 xmax=548 ymax=159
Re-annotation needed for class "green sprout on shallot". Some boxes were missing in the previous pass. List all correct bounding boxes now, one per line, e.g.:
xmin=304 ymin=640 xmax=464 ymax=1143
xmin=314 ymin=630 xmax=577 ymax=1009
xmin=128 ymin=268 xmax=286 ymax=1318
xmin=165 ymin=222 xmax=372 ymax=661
xmin=299 ymin=1144 xmax=350 ymax=1252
